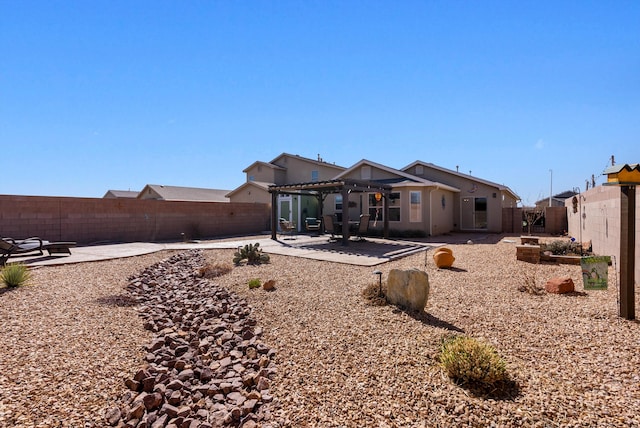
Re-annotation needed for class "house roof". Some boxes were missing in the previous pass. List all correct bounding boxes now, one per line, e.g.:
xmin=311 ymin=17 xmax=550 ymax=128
xmin=225 ymin=181 xmax=273 ymax=198
xmin=242 ymin=161 xmax=286 ymax=173
xmin=270 ymin=152 xmax=347 ymax=170
xmin=139 ymin=184 xmax=230 ymax=202
xmin=534 ymin=190 xmax=578 ymax=206
xmin=335 ymin=159 xmax=460 ymax=192
xmin=403 ymin=161 xmax=520 ymax=200
xmin=103 ymin=190 xmax=139 ymax=198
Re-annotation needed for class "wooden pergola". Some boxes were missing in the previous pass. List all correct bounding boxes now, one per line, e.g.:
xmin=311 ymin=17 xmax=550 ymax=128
xmin=269 ymin=178 xmax=393 ymax=245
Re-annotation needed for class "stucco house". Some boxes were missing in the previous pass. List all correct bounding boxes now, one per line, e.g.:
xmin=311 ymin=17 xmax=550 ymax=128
xmin=138 ymin=184 xmax=230 ymax=202
xmin=103 ymin=189 xmax=139 ymax=199
xmin=225 ymin=153 xmax=346 ymax=220
xmin=227 ymin=153 xmax=520 ymax=236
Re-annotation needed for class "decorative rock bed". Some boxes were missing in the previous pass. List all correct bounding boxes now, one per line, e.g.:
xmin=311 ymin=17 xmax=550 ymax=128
xmin=105 ymin=250 xmax=280 ymax=428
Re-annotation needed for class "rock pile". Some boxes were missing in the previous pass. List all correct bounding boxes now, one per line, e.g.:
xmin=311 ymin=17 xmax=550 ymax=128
xmin=105 ymin=250 xmax=280 ymax=428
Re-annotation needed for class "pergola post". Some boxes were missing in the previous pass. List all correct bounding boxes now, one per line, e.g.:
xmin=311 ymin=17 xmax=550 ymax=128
xmin=341 ymin=186 xmax=350 ymax=246
xmin=619 ymin=185 xmax=636 ymax=320
xmin=270 ymin=191 xmax=278 ymax=241
xmin=383 ymin=194 xmax=390 ymax=239
xmin=603 ymin=163 xmax=639 ymax=320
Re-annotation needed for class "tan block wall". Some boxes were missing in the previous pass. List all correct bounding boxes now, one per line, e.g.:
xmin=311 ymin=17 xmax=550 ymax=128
xmin=502 ymin=207 xmax=523 ymax=233
xmin=544 ymin=206 xmax=568 ymax=235
xmin=0 ymin=195 xmax=270 ymax=244
xmin=566 ymin=186 xmax=640 ymax=281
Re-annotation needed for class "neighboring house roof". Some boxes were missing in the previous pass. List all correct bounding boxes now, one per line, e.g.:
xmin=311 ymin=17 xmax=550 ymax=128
xmin=335 ymin=159 xmax=460 ymax=192
xmin=403 ymin=161 xmax=520 ymax=200
xmin=535 ymin=190 xmax=577 ymax=206
xmin=103 ymin=190 xmax=139 ymax=198
xmin=242 ymin=161 xmax=286 ymax=174
xmin=225 ymin=181 xmax=273 ymax=198
xmin=270 ymin=152 xmax=347 ymax=170
xmin=138 ymin=184 xmax=230 ymax=202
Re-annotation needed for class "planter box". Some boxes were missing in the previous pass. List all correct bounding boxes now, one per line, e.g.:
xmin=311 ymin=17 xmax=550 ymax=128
xmin=516 ymin=245 xmax=541 ymax=263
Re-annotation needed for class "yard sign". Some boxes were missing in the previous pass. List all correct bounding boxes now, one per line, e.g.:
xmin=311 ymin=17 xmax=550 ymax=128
xmin=580 ymin=256 xmax=611 ymax=290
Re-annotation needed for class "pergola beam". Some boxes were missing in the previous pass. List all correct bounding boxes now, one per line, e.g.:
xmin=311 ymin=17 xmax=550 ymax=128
xmin=268 ymin=178 xmax=392 ymax=245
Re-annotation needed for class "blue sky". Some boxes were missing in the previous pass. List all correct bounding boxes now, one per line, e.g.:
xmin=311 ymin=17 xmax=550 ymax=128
xmin=1 ymin=1 xmax=638 ymax=205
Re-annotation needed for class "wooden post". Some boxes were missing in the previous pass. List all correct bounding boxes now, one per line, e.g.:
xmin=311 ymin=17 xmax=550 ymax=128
xmin=619 ymin=185 xmax=636 ymax=320
xmin=383 ymin=193 xmax=389 ymax=239
xmin=271 ymin=191 xmax=278 ymax=241
xmin=341 ymin=187 xmax=350 ymax=246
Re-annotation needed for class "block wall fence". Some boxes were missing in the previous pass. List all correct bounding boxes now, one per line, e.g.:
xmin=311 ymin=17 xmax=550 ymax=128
xmin=566 ymin=185 xmax=640 ymax=282
xmin=501 ymin=206 xmax=567 ymax=235
xmin=0 ymin=195 xmax=271 ymax=244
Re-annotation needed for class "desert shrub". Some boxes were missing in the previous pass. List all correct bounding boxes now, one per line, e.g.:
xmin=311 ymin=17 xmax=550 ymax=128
xmin=248 ymin=278 xmax=261 ymax=289
xmin=541 ymin=240 xmax=586 ymax=256
xmin=198 ymin=262 xmax=233 ymax=278
xmin=439 ymin=336 xmax=508 ymax=387
xmin=233 ymin=243 xmax=270 ymax=265
xmin=362 ymin=282 xmax=388 ymax=306
xmin=1 ymin=263 xmax=31 ymax=288
xmin=517 ymin=264 xmax=546 ymax=295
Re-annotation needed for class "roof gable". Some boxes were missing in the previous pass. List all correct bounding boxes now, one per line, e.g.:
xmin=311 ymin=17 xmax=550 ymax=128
xmin=139 ymin=184 xmax=230 ymax=202
xmin=403 ymin=160 xmax=519 ymax=200
xmin=335 ymin=159 xmax=459 ymax=192
xmin=270 ymin=152 xmax=346 ymax=170
xmin=225 ymin=181 xmax=273 ymax=198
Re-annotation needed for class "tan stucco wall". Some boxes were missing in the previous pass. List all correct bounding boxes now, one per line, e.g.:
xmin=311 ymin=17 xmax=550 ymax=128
xmin=229 ymin=187 xmax=272 ymax=205
xmin=272 ymin=154 xmax=344 ymax=183
xmin=245 ymin=165 xmax=279 ymax=183
xmin=566 ymin=185 xmax=640 ymax=282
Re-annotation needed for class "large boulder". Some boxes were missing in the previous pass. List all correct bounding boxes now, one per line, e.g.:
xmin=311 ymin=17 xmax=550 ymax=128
xmin=386 ymin=268 xmax=430 ymax=312
xmin=545 ymin=277 xmax=575 ymax=294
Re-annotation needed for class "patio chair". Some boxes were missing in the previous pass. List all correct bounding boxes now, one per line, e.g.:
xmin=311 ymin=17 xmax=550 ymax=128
xmin=355 ymin=214 xmax=371 ymax=241
xmin=322 ymin=214 xmax=341 ymax=242
xmin=1 ymin=237 xmax=75 ymax=266
xmin=1 ymin=237 xmax=44 ymax=266
xmin=304 ymin=217 xmax=322 ymax=235
xmin=278 ymin=218 xmax=296 ymax=239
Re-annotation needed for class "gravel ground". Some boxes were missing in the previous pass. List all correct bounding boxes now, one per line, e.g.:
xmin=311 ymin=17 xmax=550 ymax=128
xmin=1 ymin=237 xmax=639 ymax=427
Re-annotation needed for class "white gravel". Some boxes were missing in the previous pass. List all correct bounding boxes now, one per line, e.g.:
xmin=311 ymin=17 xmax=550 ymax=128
xmin=1 ymin=237 xmax=639 ymax=427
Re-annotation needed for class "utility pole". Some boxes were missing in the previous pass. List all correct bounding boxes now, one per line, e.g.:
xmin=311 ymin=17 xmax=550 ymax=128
xmin=549 ymin=169 xmax=553 ymax=207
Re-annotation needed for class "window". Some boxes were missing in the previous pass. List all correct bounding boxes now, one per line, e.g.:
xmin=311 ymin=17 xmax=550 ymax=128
xmin=361 ymin=165 xmax=371 ymax=180
xmin=410 ymin=191 xmax=421 ymax=222
xmin=248 ymin=175 xmax=255 ymax=181
xmin=368 ymin=193 xmax=382 ymax=221
xmin=311 ymin=170 xmax=319 ymax=182
xmin=389 ymin=192 xmax=400 ymax=222
xmin=368 ymin=192 xmax=401 ymax=222
xmin=335 ymin=195 xmax=343 ymax=211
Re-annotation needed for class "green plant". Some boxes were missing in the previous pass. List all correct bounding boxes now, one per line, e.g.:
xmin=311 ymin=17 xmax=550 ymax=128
xmin=233 ymin=243 xmax=270 ymax=265
xmin=248 ymin=278 xmax=261 ymax=289
xmin=541 ymin=240 xmax=588 ymax=256
xmin=439 ymin=336 xmax=507 ymax=387
xmin=1 ymin=263 xmax=31 ymax=288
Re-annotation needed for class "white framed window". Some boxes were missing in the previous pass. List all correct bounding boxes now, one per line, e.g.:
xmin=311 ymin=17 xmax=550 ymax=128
xmin=311 ymin=170 xmax=319 ymax=182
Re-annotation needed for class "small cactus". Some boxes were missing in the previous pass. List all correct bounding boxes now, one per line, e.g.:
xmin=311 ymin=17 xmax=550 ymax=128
xmin=233 ymin=243 xmax=270 ymax=265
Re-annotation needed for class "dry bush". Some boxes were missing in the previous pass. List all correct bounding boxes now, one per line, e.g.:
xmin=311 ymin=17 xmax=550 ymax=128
xmin=517 ymin=264 xmax=546 ymax=295
xmin=362 ymin=282 xmax=388 ymax=306
xmin=198 ymin=262 xmax=233 ymax=279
